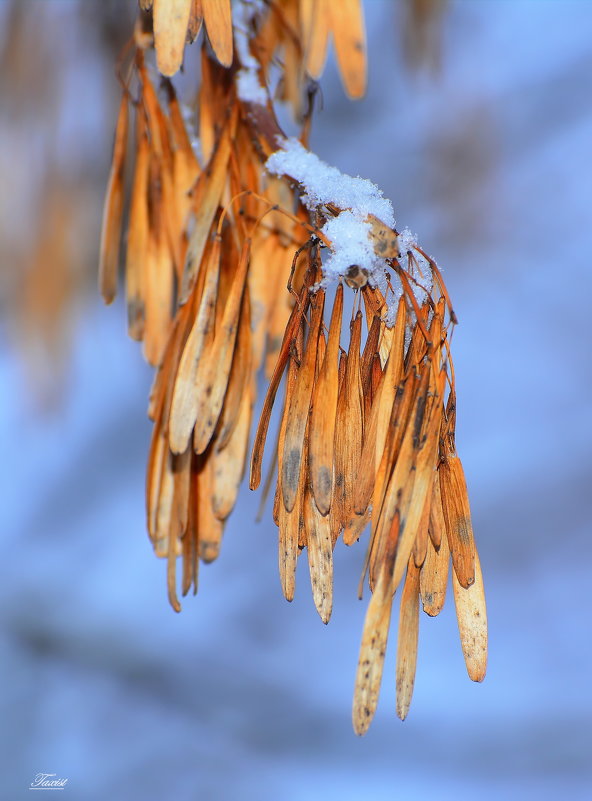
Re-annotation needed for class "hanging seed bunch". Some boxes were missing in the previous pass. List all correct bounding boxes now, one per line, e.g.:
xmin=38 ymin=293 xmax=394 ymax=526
xmin=100 ymin=0 xmax=486 ymax=733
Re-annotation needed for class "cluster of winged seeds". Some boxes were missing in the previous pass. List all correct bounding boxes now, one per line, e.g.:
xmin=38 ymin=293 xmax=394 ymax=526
xmin=99 ymin=0 xmax=486 ymax=733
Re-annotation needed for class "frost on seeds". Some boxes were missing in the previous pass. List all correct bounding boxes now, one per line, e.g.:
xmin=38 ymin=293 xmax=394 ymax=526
xmin=266 ymin=138 xmax=396 ymax=316
xmin=321 ymin=213 xmax=377 ymax=282
xmin=265 ymin=138 xmax=394 ymax=225
xmin=397 ymin=227 xmax=434 ymax=306
xmin=265 ymin=138 xmax=436 ymax=327
xmin=397 ymin=227 xmax=418 ymax=257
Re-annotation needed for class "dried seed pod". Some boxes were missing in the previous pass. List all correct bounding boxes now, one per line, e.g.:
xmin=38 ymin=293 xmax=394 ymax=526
xmin=126 ymin=115 xmax=150 ymax=340
xmin=396 ymin=558 xmax=420 ymax=720
xmin=153 ymin=0 xmax=193 ymax=76
xmin=99 ymin=93 xmax=128 ymax=304
xmin=309 ymin=283 xmax=342 ymax=516
xmin=327 ymin=0 xmax=366 ymax=98
xmin=304 ymin=482 xmax=334 ymax=623
xmin=353 ymin=561 xmax=395 ymax=735
xmin=453 ymin=550 xmax=487 ymax=682
xmin=202 ymin=0 xmax=233 ymax=67
xmin=439 ymin=454 xmax=476 ymax=589
xmin=281 ymin=288 xmax=324 ymax=512
xmin=276 ymin=328 xmax=303 ymax=601
xmin=420 ymin=531 xmax=450 ymax=617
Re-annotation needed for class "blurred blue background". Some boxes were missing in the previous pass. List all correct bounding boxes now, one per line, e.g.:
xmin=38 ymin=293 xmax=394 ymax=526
xmin=1 ymin=1 xmax=591 ymax=799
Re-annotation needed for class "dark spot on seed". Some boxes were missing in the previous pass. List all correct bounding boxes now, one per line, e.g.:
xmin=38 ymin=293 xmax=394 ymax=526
xmin=284 ymin=448 xmax=301 ymax=490
xmin=458 ymin=517 xmax=472 ymax=544
xmin=128 ymin=297 xmax=145 ymax=328
xmin=318 ymin=466 xmax=331 ymax=497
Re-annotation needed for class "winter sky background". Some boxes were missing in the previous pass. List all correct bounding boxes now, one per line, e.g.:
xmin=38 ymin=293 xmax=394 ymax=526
xmin=1 ymin=1 xmax=591 ymax=799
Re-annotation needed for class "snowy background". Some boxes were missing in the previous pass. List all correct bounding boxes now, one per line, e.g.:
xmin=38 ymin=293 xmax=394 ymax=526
xmin=1 ymin=1 xmax=592 ymax=799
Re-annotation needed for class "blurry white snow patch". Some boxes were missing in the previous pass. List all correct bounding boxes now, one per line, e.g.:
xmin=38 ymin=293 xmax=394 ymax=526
xmin=236 ymin=69 xmax=267 ymax=105
xmin=234 ymin=0 xmax=268 ymax=105
xmin=180 ymin=102 xmax=202 ymax=163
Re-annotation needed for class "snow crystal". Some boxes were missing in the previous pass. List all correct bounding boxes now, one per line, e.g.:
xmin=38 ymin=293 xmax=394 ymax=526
xmin=265 ymin=138 xmax=395 ymax=226
xmin=397 ymin=227 xmax=418 ymax=255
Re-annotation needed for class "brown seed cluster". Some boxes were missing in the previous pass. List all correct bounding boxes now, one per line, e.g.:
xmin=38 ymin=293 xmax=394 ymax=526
xmin=100 ymin=0 xmax=486 ymax=732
